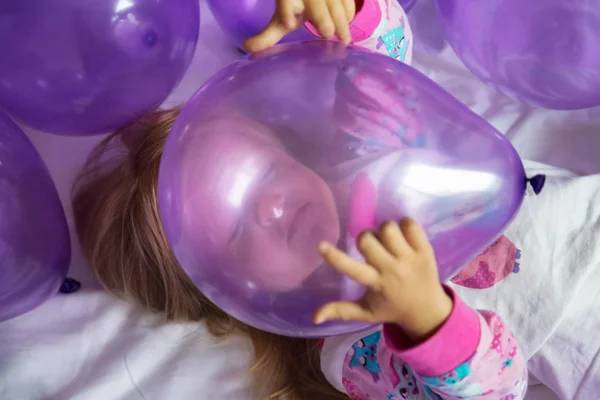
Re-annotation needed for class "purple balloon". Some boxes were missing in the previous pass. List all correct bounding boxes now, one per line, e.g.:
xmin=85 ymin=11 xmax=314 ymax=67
xmin=206 ymin=0 xmax=314 ymax=51
xmin=0 ymin=111 xmax=70 ymax=321
xmin=399 ymin=0 xmax=417 ymax=13
xmin=437 ymin=0 xmax=600 ymax=110
xmin=158 ymin=41 xmax=526 ymax=338
xmin=0 ymin=0 xmax=199 ymax=135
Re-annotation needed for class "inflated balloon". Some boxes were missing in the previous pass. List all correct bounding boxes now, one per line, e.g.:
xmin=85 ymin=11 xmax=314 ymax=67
xmin=206 ymin=0 xmax=314 ymax=50
xmin=437 ymin=0 xmax=600 ymax=110
xmin=0 ymin=0 xmax=199 ymax=135
xmin=158 ymin=41 xmax=527 ymax=337
xmin=0 ymin=112 xmax=71 ymax=321
xmin=399 ymin=0 xmax=417 ymax=12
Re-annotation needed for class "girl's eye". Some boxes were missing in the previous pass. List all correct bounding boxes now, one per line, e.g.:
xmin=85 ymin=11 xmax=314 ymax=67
xmin=261 ymin=162 xmax=276 ymax=183
xmin=228 ymin=220 xmax=243 ymax=245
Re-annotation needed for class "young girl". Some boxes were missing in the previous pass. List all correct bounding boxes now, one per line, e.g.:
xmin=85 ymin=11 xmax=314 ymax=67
xmin=72 ymin=106 xmax=527 ymax=399
xmin=71 ymin=2 xmax=533 ymax=398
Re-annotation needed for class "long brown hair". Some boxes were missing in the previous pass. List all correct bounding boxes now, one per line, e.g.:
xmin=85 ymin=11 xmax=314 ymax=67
xmin=71 ymin=108 xmax=349 ymax=400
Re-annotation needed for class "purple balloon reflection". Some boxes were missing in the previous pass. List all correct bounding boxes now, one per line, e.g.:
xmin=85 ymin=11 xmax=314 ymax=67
xmin=0 ymin=111 xmax=70 ymax=321
xmin=206 ymin=0 xmax=315 ymax=51
xmin=437 ymin=0 xmax=600 ymax=110
xmin=158 ymin=41 xmax=526 ymax=338
xmin=0 ymin=0 xmax=199 ymax=135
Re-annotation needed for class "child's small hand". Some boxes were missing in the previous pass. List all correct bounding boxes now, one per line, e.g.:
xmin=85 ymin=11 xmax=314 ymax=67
xmin=314 ymin=218 xmax=453 ymax=342
xmin=243 ymin=0 xmax=356 ymax=53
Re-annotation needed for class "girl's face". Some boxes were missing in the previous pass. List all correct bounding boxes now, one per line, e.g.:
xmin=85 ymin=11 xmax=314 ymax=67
xmin=185 ymin=120 xmax=340 ymax=292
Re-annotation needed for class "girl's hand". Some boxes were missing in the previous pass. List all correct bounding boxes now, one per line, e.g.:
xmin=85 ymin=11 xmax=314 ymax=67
xmin=314 ymin=218 xmax=453 ymax=343
xmin=243 ymin=0 xmax=356 ymax=53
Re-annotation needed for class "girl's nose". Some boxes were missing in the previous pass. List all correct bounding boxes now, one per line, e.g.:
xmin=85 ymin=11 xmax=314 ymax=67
xmin=255 ymin=193 xmax=285 ymax=227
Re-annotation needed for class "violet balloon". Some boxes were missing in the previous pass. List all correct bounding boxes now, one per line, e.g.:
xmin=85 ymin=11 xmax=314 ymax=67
xmin=206 ymin=0 xmax=314 ymax=50
xmin=158 ymin=41 xmax=526 ymax=338
xmin=0 ymin=0 xmax=199 ymax=135
xmin=437 ymin=0 xmax=600 ymax=110
xmin=398 ymin=0 xmax=417 ymax=13
xmin=0 ymin=112 xmax=70 ymax=321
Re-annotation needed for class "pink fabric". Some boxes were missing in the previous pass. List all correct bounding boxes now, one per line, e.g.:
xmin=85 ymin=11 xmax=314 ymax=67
xmin=452 ymin=236 xmax=521 ymax=289
xmin=327 ymin=64 xmax=425 ymax=168
xmin=324 ymin=295 xmax=528 ymax=399
xmin=324 ymin=0 xmax=416 ymax=166
xmin=383 ymin=287 xmax=481 ymax=377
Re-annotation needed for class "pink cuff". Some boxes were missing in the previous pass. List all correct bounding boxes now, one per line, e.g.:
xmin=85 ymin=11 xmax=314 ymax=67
xmin=304 ymin=0 xmax=382 ymax=42
xmin=382 ymin=286 xmax=481 ymax=377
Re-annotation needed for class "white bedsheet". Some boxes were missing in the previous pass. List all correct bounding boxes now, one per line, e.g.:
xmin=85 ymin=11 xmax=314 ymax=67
xmin=1 ymin=0 xmax=594 ymax=398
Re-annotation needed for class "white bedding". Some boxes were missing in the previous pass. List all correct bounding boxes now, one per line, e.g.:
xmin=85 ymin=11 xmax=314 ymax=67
xmin=2 ymin=0 xmax=595 ymax=398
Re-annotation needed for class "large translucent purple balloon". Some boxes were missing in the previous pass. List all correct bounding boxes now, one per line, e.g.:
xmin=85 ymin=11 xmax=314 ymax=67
xmin=206 ymin=0 xmax=314 ymax=50
xmin=158 ymin=41 xmax=526 ymax=337
xmin=437 ymin=0 xmax=600 ymax=110
xmin=0 ymin=112 xmax=70 ymax=321
xmin=0 ymin=0 xmax=199 ymax=135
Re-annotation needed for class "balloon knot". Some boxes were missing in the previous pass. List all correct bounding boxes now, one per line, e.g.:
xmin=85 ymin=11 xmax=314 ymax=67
xmin=59 ymin=277 xmax=81 ymax=294
xmin=527 ymin=174 xmax=546 ymax=195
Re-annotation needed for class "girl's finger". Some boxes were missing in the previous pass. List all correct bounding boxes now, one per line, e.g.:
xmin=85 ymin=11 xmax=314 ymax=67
xmin=306 ymin=0 xmax=335 ymax=39
xmin=243 ymin=20 xmax=289 ymax=53
xmin=379 ymin=220 xmax=412 ymax=258
xmin=314 ymin=300 xmax=373 ymax=324
xmin=356 ymin=230 xmax=398 ymax=272
xmin=279 ymin=0 xmax=305 ymax=29
xmin=326 ymin=0 xmax=351 ymax=43
xmin=319 ymin=242 xmax=381 ymax=288
xmin=341 ymin=0 xmax=357 ymax=22
xmin=400 ymin=218 xmax=433 ymax=253
xmin=323 ymin=40 xmax=347 ymax=60
xmin=244 ymin=0 xmax=307 ymax=53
